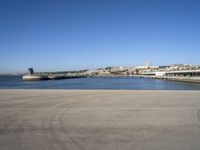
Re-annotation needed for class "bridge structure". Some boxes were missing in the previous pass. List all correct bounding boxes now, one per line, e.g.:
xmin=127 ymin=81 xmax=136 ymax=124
xmin=141 ymin=70 xmax=200 ymax=77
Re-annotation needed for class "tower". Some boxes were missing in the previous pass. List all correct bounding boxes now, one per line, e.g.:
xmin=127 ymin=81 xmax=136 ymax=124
xmin=145 ymin=61 xmax=152 ymax=68
xmin=28 ymin=68 xmax=34 ymax=75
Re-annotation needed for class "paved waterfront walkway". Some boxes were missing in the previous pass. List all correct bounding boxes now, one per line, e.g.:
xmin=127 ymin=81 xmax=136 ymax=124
xmin=0 ymin=90 xmax=200 ymax=150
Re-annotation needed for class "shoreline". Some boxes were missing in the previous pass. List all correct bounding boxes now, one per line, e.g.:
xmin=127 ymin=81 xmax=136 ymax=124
xmin=134 ymin=75 xmax=200 ymax=84
xmin=3 ymin=74 xmax=200 ymax=85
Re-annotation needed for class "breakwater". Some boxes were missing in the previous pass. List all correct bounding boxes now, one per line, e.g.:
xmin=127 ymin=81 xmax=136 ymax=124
xmin=135 ymin=75 xmax=200 ymax=84
xmin=22 ymin=74 xmax=87 ymax=81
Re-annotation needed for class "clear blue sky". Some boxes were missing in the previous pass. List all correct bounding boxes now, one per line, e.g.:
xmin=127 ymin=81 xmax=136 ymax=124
xmin=0 ymin=0 xmax=200 ymax=73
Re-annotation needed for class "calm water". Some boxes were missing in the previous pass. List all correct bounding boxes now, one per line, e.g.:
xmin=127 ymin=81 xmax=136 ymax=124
xmin=1 ymin=75 xmax=200 ymax=90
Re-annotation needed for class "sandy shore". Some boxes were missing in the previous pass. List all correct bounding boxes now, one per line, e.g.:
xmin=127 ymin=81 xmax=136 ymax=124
xmin=0 ymin=90 xmax=200 ymax=150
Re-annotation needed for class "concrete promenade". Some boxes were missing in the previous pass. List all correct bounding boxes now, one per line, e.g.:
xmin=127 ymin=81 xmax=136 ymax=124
xmin=0 ymin=90 xmax=200 ymax=150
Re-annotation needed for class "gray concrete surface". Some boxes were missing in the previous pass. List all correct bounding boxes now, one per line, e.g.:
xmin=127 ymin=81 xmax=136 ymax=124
xmin=0 ymin=90 xmax=200 ymax=150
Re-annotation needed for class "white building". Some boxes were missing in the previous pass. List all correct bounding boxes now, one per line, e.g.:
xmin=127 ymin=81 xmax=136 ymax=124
xmin=155 ymin=72 xmax=166 ymax=76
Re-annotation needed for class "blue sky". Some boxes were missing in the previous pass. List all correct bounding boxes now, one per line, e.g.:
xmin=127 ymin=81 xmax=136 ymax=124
xmin=0 ymin=0 xmax=200 ymax=73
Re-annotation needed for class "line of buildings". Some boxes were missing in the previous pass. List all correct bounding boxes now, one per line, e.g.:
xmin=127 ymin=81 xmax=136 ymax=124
xmin=84 ymin=64 xmax=200 ymax=77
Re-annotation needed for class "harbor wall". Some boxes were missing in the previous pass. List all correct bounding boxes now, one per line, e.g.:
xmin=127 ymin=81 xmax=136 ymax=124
xmin=135 ymin=75 xmax=200 ymax=84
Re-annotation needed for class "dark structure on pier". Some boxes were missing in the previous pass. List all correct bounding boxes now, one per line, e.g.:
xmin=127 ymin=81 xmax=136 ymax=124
xmin=28 ymin=68 xmax=34 ymax=75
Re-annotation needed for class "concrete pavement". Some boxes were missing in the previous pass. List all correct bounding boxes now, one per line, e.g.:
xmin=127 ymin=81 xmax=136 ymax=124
xmin=0 ymin=90 xmax=200 ymax=150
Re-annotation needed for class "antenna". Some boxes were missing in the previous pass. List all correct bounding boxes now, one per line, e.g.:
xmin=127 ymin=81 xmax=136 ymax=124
xmin=145 ymin=61 xmax=151 ymax=67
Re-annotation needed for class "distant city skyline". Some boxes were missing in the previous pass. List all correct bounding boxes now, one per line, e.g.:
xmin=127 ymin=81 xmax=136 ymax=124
xmin=1 ymin=0 xmax=200 ymax=73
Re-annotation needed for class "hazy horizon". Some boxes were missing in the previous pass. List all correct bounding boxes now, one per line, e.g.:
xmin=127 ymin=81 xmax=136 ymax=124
xmin=1 ymin=0 xmax=200 ymax=73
